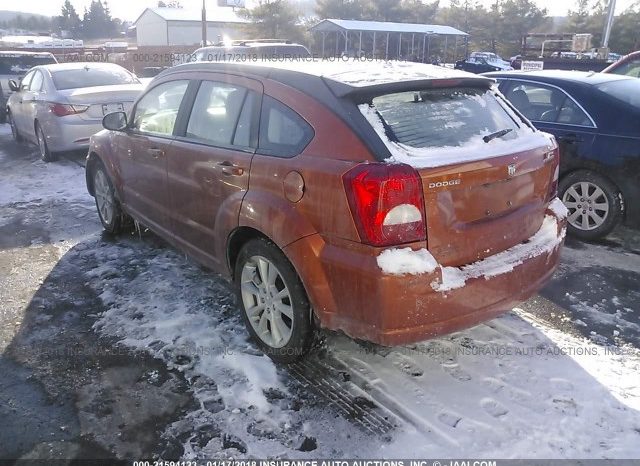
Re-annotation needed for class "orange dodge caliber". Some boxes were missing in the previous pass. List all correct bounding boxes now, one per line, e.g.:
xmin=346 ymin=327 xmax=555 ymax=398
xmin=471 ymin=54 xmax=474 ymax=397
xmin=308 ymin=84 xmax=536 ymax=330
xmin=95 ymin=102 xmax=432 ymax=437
xmin=87 ymin=60 xmax=568 ymax=362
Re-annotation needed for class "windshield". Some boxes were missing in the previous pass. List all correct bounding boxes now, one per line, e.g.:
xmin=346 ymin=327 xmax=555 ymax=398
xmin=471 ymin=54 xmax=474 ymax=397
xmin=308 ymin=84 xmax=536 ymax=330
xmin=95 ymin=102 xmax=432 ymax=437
xmin=0 ymin=55 xmax=56 ymax=75
xmin=596 ymin=79 xmax=640 ymax=108
xmin=371 ymin=87 xmax=521 ymax=149
xmin=51 ymin=66 xmax=138 ymax=90
xmin=609 ymin=58 xmax=640 ymax=78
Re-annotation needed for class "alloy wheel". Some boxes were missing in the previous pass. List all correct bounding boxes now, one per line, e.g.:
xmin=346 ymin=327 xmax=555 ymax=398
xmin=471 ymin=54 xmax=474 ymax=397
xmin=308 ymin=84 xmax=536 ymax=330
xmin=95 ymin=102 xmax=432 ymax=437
xmin=240 ymin=255 xmax=294 ymax=349
xmin=94 ymin=169 xmax=115 ymax=226
xmin=562 ymin=181 xmax=610 ymax=231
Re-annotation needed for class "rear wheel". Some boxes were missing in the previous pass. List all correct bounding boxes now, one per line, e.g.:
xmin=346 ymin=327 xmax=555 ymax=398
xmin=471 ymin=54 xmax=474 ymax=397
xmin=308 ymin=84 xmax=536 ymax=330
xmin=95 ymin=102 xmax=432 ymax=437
xmin=559 ymin=170 xmax=622 ymax=240
xmin=234 ymin=238 xmax=314 ymax=363
xmin=92 ymin=161 xmax=128 ymax=235
xmin=35 ymin=122 xmax=56 ymax=162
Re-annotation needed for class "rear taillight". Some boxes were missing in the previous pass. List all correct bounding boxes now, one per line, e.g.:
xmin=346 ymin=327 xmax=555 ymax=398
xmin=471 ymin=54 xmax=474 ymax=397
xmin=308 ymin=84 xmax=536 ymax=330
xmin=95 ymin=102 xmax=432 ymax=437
xmin=343 ymin=162 xmax=427 ymax=247
xmin=49 ymin=103 xmax=89 ymax=117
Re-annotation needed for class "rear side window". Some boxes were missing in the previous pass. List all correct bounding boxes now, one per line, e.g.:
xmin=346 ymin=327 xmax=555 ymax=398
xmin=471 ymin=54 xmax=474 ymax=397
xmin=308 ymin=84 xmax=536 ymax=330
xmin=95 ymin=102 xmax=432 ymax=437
xmin=185 ymin=81 xmax=255 ymax=149
xmin=505 ymin=82 xmax=593 ymax=126
xmin=596 ymin=79 xmax=640 ymax=108
xmin=258 ymin=96 xmax=313 ymax=157
xmin=371 ymin=87 xmax=519 ymax=149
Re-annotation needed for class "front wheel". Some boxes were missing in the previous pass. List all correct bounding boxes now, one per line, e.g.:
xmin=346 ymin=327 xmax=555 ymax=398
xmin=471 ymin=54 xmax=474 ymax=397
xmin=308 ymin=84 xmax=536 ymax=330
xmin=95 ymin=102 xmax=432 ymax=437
xmin=8 ymin=111 xmax=22 ymax=143
xmin=92 ymin=162 xmax=128 ymax=235
xmin=559 ymin=170 xmax=622 ymax=240
xmin=234 ymin=238 xmax=314 ymax=363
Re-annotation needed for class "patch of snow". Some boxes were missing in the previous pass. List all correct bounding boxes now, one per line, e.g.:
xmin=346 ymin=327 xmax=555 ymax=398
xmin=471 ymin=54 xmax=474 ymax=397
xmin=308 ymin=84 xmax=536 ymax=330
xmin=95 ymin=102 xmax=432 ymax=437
xmin=548 ymin=197 xmax=569 ymax=220
xmin=359 ymin=103 xmax=552 ymax=168
xmin=377 ymin=247 xmax=438 ymax=275
xmin=0 ymin=144 xmax=93 ymax=206
xmin=238 ymin=59 xmax=478 ymax=88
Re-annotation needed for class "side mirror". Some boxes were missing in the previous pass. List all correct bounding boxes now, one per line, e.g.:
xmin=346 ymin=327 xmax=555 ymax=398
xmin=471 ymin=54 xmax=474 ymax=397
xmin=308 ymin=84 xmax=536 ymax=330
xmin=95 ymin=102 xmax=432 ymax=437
xmin=8 ymin=80 xmax=19 ymax=92
xmin=102 ymin=111 xmax=128 ymax=131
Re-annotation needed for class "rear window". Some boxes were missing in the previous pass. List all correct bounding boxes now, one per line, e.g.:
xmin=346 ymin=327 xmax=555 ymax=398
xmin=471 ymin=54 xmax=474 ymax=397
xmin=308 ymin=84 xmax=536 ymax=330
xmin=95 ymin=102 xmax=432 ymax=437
xmin=371 ymin=87 xmax=520 ymax=149
xmin=0 ymin=55 xmax=56 ymax=75
xmin=596 ymin=79 xmax=640 ymax=108
xmin=51 ymin=66 xmax=138 ymax=90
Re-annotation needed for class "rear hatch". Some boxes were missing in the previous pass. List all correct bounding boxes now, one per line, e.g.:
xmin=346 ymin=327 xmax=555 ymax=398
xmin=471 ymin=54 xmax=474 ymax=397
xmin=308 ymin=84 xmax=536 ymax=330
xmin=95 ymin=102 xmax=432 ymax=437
xmin=361 ymin=84 xmax=557 ymax=267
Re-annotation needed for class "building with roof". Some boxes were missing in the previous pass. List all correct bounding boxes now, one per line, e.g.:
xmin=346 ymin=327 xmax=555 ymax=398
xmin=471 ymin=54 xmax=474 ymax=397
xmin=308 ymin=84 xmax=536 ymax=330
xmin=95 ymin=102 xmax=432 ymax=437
xmin=134 ymin=7 xmax=247 ymax=47
xmin=309 ymin=19 xmax=468 ymax=62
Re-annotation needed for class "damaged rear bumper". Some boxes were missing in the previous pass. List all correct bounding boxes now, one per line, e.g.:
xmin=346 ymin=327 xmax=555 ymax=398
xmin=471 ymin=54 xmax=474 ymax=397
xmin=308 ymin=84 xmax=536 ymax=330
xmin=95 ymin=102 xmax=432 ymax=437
xmin=285 ymin=198 xmax=568 ymax=346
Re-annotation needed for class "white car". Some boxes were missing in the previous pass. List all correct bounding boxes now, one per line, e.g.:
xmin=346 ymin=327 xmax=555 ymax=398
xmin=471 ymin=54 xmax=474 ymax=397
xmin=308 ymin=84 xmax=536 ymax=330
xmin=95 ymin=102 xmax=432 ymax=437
xmin=6 ymin=62 xmax=144 ymax=162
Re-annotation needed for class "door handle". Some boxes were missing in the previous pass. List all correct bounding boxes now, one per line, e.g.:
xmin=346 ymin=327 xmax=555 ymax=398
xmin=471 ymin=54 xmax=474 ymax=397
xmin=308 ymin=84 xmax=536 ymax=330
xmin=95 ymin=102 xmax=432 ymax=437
xmin=557 ymin=134 xmax=581 ymax=144
xmin=147 ymin=148 xmax=165 ymax=158
xmin=217 ymin=161 xmax=244 ymax=176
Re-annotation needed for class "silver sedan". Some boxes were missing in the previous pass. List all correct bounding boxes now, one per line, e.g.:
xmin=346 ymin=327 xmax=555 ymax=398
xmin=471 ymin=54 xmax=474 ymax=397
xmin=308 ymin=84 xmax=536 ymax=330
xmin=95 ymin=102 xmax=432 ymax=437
xmin=6 ymin=62 xmax=144 ymax=162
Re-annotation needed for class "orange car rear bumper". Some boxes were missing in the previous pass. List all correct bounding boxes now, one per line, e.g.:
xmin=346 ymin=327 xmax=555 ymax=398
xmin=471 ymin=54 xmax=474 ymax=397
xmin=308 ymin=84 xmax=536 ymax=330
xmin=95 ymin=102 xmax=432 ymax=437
xmin=285 ymin=205 xmax=567 ymax=346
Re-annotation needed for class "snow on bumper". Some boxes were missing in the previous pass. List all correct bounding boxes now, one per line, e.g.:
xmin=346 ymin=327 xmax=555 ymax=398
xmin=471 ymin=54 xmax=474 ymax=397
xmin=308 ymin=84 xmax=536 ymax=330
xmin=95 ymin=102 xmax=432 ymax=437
xmin=358 ymin=199 xmax=568 ymax=345
xmin=378 ymin=198 xmax=567 ymax=291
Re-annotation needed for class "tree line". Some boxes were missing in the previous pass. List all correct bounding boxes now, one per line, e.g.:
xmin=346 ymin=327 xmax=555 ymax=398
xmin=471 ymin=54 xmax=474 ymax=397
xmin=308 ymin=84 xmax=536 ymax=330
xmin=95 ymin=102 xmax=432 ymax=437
xmin=240 ymin=0 xmax=640 ymax=57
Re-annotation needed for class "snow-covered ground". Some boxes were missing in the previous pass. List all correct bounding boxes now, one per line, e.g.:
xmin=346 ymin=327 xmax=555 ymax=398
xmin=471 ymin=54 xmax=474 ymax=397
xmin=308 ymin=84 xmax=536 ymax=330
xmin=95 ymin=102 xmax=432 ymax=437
xmin=1 ymin=127 xmax=639 ymax=459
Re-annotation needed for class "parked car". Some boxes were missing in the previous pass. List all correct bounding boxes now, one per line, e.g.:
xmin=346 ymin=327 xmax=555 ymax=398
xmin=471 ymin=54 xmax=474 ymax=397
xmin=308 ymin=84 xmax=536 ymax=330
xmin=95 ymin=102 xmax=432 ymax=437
xmin=86 ymin=61 xmax=566 ymax=361
xmin=192 ymin=40 xmax=311 ymax=62
xmin=7 ymin=62 xmax=144 ymax=162
xmin=0 ymin=51 xmax=57 ymax=124
xmin=485 ymin=70 xmax=640 ymax=239
xmin=602 ymin=50 xmax=640 ymax=78
xmin=455 ymin=52 xmax=513 ymax=74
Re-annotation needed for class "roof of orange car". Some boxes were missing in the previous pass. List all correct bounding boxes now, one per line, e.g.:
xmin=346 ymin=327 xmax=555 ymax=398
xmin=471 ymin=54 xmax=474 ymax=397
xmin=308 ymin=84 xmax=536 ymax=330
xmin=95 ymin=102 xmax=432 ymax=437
xmin=166 ymin=59 xmax=493 ymax=97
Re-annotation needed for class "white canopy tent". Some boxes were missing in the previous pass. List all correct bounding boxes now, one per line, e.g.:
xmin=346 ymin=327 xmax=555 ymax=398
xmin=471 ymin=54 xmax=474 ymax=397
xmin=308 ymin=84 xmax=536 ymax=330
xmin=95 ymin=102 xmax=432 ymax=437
xmin=309 ymin=19 xmax=468 ymax=62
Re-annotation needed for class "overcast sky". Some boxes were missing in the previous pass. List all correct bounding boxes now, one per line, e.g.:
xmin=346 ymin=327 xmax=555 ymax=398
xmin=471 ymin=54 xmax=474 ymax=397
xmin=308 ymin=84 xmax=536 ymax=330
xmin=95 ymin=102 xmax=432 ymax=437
xmin=8 ymin=0 xmax=638 ymax=22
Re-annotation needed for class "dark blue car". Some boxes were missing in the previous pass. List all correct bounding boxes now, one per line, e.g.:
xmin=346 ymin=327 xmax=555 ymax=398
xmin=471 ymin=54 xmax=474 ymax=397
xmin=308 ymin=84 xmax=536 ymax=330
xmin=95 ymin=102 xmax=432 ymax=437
xmin=485 ymin=70 xmax=640 ymax=240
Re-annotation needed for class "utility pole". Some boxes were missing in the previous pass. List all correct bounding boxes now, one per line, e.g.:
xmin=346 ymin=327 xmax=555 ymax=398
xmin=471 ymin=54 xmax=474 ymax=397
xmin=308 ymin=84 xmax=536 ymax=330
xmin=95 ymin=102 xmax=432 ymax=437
xmin=201 ymin=0 xmax=207 ymax=46
xmin=601 ymin=0 xmax=616 ymax=48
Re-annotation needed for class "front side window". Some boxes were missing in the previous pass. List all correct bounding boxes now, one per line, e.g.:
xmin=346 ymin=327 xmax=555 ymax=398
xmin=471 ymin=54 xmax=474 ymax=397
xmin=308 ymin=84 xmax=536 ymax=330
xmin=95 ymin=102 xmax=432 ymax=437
xmin=29 ymin=71 xmax=44 ymax=92
xmin=133 ymin=80 xmax=189 ymax=136
xmin=20 ymin=70 xmax=35 ymax=91
xmin=185 ymin=81 xmax=253 ymax=148
xmin=371 ymin=87 xmax=520 ymax=149
xmin=258 ymin=96 xmax=313 ymax=157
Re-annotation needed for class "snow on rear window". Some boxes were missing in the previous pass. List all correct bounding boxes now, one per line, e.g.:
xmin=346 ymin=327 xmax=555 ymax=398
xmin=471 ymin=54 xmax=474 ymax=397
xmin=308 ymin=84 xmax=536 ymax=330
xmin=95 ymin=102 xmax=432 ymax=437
xmin=371 ymin=87 xmax=519 ymax=149
xmin=360 ymin=89 xmax=552 ymax=168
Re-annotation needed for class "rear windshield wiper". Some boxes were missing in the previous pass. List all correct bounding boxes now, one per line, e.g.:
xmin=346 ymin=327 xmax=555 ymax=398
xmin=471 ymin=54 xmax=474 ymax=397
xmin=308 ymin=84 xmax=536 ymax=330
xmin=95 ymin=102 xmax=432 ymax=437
xmin=483 ymin=128 xmax=513 ymax=143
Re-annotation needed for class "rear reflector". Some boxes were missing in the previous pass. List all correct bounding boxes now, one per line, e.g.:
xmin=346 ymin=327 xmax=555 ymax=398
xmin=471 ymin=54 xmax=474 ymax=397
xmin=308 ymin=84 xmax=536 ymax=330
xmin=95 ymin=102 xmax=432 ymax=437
xmin=343 ymin=163 xmax=427 ymax=247
xmin=49 ymin=103 xmax=89 ymax=117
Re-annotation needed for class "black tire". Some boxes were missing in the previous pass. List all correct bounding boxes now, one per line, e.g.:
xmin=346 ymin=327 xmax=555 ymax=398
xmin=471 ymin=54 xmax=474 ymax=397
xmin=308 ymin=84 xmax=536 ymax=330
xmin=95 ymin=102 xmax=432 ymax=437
xmin=91 ymin=161 xmax=129 ymax=235
xmin=234 ymin=238 xmax=314 ymax=363
xmin=35 ymin=122 xmax=57 ymax=162
xmin=559 ymin=170 xmax=622 ymax=240
xmin=8 ymin=110 xmax=22 ymax=143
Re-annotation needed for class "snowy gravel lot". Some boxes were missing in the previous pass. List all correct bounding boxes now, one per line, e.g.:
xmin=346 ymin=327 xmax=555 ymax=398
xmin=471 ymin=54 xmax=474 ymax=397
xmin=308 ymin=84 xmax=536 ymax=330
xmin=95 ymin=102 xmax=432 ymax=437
xmin=1 ymin=124 xmax=639 ymax=460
